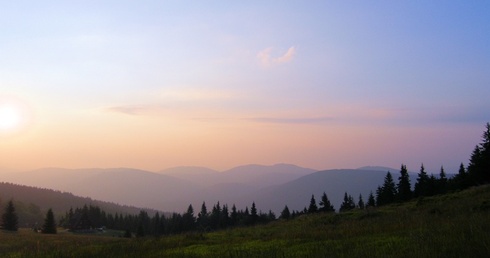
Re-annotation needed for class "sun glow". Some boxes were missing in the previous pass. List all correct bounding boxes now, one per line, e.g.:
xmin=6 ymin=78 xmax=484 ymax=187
xmin=0 ymin=105 xmax=22 ymax=130
xmin=0 ymin=97 xmax=32 ymax=135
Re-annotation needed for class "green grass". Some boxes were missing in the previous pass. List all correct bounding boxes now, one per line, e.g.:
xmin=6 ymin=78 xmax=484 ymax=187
xmin=2 ymin=186 xmax=490 ymax=257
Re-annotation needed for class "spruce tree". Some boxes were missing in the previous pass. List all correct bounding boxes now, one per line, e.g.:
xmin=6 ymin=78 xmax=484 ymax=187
xmin=438 ymin=166 xmax=447 ymax=194
xmin=152 ymin=212 xmax=162 ymax=236
xmin=358 ymin=194 xmax=365 ymax=209
xmin=197 ymin=202 xmax=208 ymax=230
xmin=414 ymin=164 xmax=429 ymax=197
xmin=250 ymin=202 xmax=258 ymax=225
xmin=367 ymin=191 xmax=376 ymax=207
xmin=468 ymin=123 xmax=490 ymax=185
xmin=42 ymin=208 xmax=57 ymax=234
xmin=319 ymin=192 xmax=335 ymax=212
xmin=455 ymin=163 xmax=469 ymax=189
xmin=280 ymin=205 xmax=290 ymax=220
xmin=481 ymin=123 xmax=490 ymax=183
xmin=376 ymin=172 xmax=397 ymax=206
xmin=1 ymin=200 xmax=18 ymax=231
xmin=230 ymin=204 xmax=238 ymax=226
xmin=397 ymin=164 xmax=412 ymax=202
xmin=307 ymin=195 xmax=318 ymax=213
xmin=339 ymin=192 xmax=355 ymax=212
xmin=182 ymin=204 xmax=195 ymax=231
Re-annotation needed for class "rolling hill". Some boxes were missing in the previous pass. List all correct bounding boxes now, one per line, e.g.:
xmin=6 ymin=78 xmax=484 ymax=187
xmin=0 ymin=182 xmax=160 ymax=227
xmin=3 ymin=168 xmax=203 ymax=212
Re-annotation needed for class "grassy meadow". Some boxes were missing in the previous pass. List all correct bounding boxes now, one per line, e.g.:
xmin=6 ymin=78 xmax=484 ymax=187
xmin=2 ymin=185 xmax=490 ymax=257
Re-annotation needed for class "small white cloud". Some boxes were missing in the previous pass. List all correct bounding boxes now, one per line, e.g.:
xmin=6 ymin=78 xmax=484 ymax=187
xmin=257 ymin=46 xmax=296 ymax=67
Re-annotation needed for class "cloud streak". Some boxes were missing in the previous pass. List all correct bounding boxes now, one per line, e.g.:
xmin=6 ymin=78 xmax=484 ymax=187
xmin=257 ymin=46 xmax=296 ymax=67
xmin=248 ymin=116 xmax=335 ymax=124
xmin=105 ymin=105 xmax=168 ymax=116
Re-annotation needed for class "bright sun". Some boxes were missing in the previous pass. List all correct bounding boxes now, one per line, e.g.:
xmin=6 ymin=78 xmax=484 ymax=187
xmin=0 ymin=105 xmax=22 ymax=130
xmin=0 ymin=96 xmax=32 ymax=135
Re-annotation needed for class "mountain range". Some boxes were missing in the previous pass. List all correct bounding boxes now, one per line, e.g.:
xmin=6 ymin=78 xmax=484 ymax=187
xmin=1 ymin=164 xmax=421 ymax=214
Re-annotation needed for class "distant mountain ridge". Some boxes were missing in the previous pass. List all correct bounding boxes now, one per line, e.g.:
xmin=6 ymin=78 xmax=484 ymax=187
xmin=158 ymin=163 xmax=317 ymax=188
xmin=2 ymin=164 xmax=420 ymax=214
xmin=3 ymin=167 xmax=204 ymax=212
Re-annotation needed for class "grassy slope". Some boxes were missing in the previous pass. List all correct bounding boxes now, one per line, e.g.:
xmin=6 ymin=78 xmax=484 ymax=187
xmin=1 ymin=185 xmax=490 ymax=257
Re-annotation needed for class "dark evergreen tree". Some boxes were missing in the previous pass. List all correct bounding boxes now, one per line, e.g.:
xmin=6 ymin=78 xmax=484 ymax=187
xmin=280 ymin=205 xmax=290 ymax=220
xmin=42 ymin=208 xmax=57 ymax=234
xmin=182 ymin=204 xmax=196 ymax=231
xmin=267 ymin=210 xmax=276 ymax=221
xmin=467 ymin=123 xmax=490 ymax=185
xmin=427 ymin=174 xmax=438 ymax=196
xmin=137 ymin=210 xmax=151 ymax=236
xmin=358 ymin=194 xmax=365 ymax=209
xmin=1 ymin=200 xmax=18 ymax=231
xmin=376 ymin=172 xmax=397 ymax=206
xmin=339 ymin=192 xmax=355 ymax=212
xmin=480 ymin=123 xmax=490 ymax=183
xmin=230 ymin=204 xmax=238 ymax=226
xmin=438 ymin=166 xmax=447 ymax=194
xmin=414 ymin=164 xmax=429 ymax=197
xmin=397 ymin=164 xmax=412 ymax=202
xmin=152 ymin=212 xmax=162 ymax=236
xmin=197 ymin=202 xmax=208 ymax=230
xmin=307 ymin=195 xmax=318 ymax=213
xmin=367 ymin=191 xmax=376 ymax=207
xmin=453 ymin=163 xmax=469 ymax=190
xmin=220 ymin=204 xmax=230 ymax=228
xmin=210 ymin=202 xmax=221 ymax=229
xmin=318 ymin=192 xmax=335 ymax=212
xmin=250 ymin=202 xmax=258 ymax=225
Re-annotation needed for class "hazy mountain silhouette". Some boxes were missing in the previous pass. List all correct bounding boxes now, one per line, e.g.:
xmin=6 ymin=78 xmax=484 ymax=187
xmin=240 ymin=168 xmax=418 ymax=213
xmin=3 ymin=165 xmax=419 ymax=214
xmin=221 ymin=164 xmax=317 ymax=188
xmin=357 ymin=166 xmax=399 ymax=173
xmin=4 ymin=167 xmax=203 ymax=212
xmin=159 ymin=163 xmax=317 ymax=188
xmin=158 ymin=166 xmax=221 ymax=187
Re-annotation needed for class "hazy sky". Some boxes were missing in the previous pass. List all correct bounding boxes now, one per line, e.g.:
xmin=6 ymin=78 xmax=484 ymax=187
xmin=1 ymin=1 xmax=489 ymax=174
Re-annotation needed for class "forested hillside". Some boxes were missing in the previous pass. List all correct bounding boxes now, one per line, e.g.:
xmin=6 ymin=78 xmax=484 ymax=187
xmin=0 ymin=182 xmax=159 ymax=226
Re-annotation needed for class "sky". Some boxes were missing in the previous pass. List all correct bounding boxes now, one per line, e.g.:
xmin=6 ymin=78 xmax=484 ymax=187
xmin=0 ymin=1 xmax=489 ymax=174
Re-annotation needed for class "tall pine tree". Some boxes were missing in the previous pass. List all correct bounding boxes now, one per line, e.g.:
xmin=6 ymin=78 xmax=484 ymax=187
xmin=376 ymin=172 xmax=397 ymax=206
xmin=307 ymin=195 xmax=318 ymax=213
xmin=280 ymin=205 xmax=290 ymax=220
xmin=358 ymin=194 xmax=365 ymax=209
xmin=1 ymin=200 xmax=18 ymax=231
xmin=438 ymin=166 xmax=447 ymax=194
xmin=339 ymin=192 xmax=355 ymax=212
xmin=414 ymin=164 xmax=429 ymax=197
xmin=367 ymin=191 xmax=376 ymax=207
xmin=318 ymin=192 xmax=335 ymax=212
xmin=468 ymin=123 xmax=490 ymax=185
xmin=397 ymin=164 xmax=412 ymax=202
xmin=42 ymin=208 xmax=57 ymax=234
xmin=250 ymin=202 xmax=258 ymax=225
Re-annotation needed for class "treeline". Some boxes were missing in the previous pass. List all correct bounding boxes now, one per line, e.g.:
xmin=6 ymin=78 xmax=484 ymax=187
xmin=280 ymin=122 xmax=490 ymax=216
xmin=374 ymin=122 xmax=490 ymax=206
xmin=0 ymin=181 xmax=156 ymax=219
xmin=57 ymin=201 xmax=276 ymax=237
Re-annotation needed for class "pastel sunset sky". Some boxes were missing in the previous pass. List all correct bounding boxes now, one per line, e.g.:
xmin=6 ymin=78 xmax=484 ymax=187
xmin=1 ymin=1 xmax=489 ymax=174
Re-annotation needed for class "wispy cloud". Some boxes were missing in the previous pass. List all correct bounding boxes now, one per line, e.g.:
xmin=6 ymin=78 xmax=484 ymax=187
xmin=105 ymin=104 xmax=167 ymax=116
xmin=248 ymin=116 xmax=335 ymax=124
xmin=257 ymin=46 xmax=296 ymax=67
